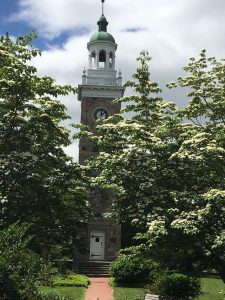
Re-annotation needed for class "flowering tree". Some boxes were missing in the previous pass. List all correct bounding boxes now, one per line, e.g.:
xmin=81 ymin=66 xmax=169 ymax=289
xmin=80 ymin=50 xmax=225 ymax=281
xmin=158 ymin=50 xmax=225 ymax=280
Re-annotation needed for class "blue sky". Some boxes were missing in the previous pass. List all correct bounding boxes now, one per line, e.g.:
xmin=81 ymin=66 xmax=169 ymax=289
xmin=1 ymin=0 xmax=225 ymax=159
xmin=1 ymin=0 xmax=41 ymax=48
xmin=1 ymin=1 xmax=24 ymax=35
xmin=0 ymin=0 xmax=79 ymax=49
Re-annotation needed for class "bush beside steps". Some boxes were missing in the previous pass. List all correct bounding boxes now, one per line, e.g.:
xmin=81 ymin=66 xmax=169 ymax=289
xmin=110 ymin=254 xmax=159 ymax=285
xmin=51 ymin=274 xmax=89 ymax=287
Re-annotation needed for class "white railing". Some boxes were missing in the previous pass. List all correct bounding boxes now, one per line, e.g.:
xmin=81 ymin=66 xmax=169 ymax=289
xmin=87 ymin=77 xmax=117 ymax=86
xmin=85 ymin=77 xmax=118 ymax=86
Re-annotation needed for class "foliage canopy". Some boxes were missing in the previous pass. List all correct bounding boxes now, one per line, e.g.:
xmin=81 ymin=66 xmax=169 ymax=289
xmin=0 ymin=33 xmax=90 ymax=256
xmin=79 ymin=50 xmax=225 ymax=281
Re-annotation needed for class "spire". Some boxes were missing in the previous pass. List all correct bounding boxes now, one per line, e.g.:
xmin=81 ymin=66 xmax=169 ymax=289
xmin=102 ymin=0 xmax=105 ymax=15
xmin=97 ymin=0 xmax=108 ymax=32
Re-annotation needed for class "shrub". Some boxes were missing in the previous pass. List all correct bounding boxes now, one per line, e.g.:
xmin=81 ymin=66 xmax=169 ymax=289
xmin=0 ymin=223 xmax=56 ymax=299
xmin=110 ymin=254 xmax=159 ymax=285
xmin=52 ymin=274 xmax=89 ymax=287
xmin=152 ymin=273 xmax=202 ymax=300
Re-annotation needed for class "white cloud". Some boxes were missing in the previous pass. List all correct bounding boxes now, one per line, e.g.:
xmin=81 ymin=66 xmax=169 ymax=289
xmin=13 ymin=0 xmax=225 ymax=159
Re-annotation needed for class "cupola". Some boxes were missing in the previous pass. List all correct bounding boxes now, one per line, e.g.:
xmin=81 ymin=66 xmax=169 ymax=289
xmin=79 ymin=0 xmax=124 ymax=90
xmin=87 ymin=0 xmax=117 ymax=70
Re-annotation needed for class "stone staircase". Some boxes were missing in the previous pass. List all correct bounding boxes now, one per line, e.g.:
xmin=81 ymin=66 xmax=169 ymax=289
xmin=79 ymin=261 xmax=111 ymax=277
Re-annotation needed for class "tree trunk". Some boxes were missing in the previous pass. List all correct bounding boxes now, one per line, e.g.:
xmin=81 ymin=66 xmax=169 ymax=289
xmin=212 ymin=255 xmax=225 ymax=284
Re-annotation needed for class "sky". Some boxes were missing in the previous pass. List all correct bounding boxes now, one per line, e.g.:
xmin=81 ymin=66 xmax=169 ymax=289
xmin=1 ymin=0 xmax=225 ymax=160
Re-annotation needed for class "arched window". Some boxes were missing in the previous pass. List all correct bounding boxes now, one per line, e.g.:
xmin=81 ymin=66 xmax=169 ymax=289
xmin=99 ymin=50 xmax=106 ymax=68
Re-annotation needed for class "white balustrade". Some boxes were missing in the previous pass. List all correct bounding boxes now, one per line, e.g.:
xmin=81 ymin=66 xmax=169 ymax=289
xmin=86 ymin=77 xmax=119 ymax=86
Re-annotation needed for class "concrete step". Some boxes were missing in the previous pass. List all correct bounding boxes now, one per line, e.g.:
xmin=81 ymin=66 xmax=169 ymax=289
xmin=145 ymin=294 xmax=159 ymax=300
xmin=79 ymin=261 xmax=112 ymax=276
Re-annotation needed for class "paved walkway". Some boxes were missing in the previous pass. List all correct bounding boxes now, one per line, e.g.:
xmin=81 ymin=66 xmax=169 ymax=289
xmin=85 ymin=277 xmax=114 ymax=300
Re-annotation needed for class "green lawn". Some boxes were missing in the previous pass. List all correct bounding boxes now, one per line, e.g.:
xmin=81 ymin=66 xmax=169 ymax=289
xmin=112 ymin=274 xmax=225 ymax=300
xmin=39 ymin=273 xmax=225 ymax=300
xmin=113 ymin=287 xmax=145 ymax=300
xmin=39 ymin=286 xmax=85 ymax=300
xmin=198 ymin=274 xmax=225 ymax=300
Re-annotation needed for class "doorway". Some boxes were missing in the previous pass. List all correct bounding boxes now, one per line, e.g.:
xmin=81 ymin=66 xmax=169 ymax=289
xmin=90 ymin=231 xmax=105 ymax=260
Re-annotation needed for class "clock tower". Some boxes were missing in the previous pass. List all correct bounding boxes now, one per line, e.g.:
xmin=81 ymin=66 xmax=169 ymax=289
xmin=77 ymin=0 xmax=125 ymax=262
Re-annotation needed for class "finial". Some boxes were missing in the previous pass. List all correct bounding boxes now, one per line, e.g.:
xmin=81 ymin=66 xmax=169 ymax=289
xmin=101 ymin=0 xmax=105 ymax=16
xmin=97 ymin=1 xmax=108 ymax=32
xmin=97 ymin=0 xmax=108 ymax=32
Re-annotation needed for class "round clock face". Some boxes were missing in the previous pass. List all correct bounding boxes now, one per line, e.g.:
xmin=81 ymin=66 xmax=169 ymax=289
xmin=93 ymin=107 xmax=109 ymax=120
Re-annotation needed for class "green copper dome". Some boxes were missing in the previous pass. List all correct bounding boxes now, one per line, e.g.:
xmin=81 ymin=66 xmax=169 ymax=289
xmin=89 ymin=3 xmax=115 ymax=44
xmin=89 ymin=31 xmax=115 ymax=43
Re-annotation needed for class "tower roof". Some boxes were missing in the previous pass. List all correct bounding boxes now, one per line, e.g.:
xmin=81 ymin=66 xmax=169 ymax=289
xmin=89 ymin=0 xmax=116 ymax=44
xmin=90 ymin=31 xmax=115 ymax=43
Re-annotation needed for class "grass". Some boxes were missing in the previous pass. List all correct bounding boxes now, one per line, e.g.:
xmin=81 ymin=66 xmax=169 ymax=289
xmin=38 ymin=272 xmax=225 ymax=300
xmin=198 ymin=273 xmax=225 ymax=300
xmin=112 ymin=273 xmax=225 ymax=300
xmin=38 ymin=274 xmax=89 ymax=300
xmin=39 ymin=286 xmax=85 ymax=300
xmin=113 ymin=287 xmax=145 ymax=300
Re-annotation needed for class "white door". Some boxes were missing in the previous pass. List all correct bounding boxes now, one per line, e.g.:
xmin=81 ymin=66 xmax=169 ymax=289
xmin=90 ymin=231 xmax=105 ymax=261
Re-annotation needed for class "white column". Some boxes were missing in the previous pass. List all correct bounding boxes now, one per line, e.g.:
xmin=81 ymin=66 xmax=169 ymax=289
xmin=112 ymin=53 xmax=116 ymax=70
xmin=96 ymin=51 xmax=99 ymax=69
xmin=106 ymin=52 xmax=110 ymax=69
xmin=89 ymin=54 xmax=92 ymax=68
